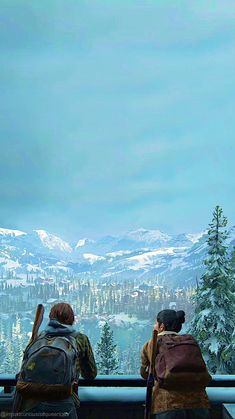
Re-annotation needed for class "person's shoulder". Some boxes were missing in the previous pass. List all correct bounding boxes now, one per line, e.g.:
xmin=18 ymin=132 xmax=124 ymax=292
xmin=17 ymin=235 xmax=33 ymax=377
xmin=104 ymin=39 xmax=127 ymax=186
xmin=72 ymin=331 xmax=91 ymax=347
xmin=142 ymin=339 xmax=152 ymax=352
xmin=142 ymin=338 xmax=150 ymax=346
xmin=178 ymin=333 xmax=199 ymax=342
xmin=72 ymin=331 xmax=88 ymax=340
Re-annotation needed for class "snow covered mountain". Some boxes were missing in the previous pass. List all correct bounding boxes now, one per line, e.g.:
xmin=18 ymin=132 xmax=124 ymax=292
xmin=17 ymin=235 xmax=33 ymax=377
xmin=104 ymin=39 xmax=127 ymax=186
xmin=35 ymin=230 xmax=72 ymax=253
xmin=0 ymin=228 xmax=26 ymax=237
xmin=0 ymin=227 xmax=234 ymax=287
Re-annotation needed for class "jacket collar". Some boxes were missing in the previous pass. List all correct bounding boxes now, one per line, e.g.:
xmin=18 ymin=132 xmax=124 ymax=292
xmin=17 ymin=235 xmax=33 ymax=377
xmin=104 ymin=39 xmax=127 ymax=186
xmin=158 ymin=331 xmax=178 ymax=336
xmin=45 ymin=319 xmax=75 ymax=335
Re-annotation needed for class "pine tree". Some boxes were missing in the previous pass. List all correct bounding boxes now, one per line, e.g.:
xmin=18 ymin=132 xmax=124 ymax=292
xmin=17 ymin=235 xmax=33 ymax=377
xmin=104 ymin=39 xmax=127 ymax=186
xmin=229 ymin=246 xmax=235 ymax=292
xmin=189 ymin=206 xmax=235 ymax=373
xmin=96 ymin=322 xmax=119 ymax=375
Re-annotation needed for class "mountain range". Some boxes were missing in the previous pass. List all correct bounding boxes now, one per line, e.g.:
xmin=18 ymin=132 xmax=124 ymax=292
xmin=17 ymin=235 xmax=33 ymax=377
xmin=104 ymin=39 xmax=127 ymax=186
xmin=0 ymin=227 xmax=234 ymax=288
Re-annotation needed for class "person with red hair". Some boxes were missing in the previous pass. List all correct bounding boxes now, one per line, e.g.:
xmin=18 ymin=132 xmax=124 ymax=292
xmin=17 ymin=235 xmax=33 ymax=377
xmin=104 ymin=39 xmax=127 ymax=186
xmin=49 ymin=302 xmax=75 ymax=325
xmin=18 ymin=302 xmax=97 ymax=419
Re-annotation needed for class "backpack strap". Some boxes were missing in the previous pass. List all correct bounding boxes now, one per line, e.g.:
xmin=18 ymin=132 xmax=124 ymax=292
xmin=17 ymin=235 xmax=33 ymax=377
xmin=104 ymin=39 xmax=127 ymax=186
xmin=43 ymin=331 xmax=78 ymax=354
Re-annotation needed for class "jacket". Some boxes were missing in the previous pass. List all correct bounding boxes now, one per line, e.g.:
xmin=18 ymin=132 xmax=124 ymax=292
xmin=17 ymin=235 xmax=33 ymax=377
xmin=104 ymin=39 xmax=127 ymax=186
xmin=140 ymin=331 xmax=210 ymax=414
xmin=19 ymin=319 xmax=97 ymax=412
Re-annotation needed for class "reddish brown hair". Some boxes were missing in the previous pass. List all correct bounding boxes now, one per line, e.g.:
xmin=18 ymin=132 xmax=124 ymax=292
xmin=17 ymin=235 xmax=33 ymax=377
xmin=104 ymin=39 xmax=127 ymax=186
xmin=49 ymin=302 xmax=75 ymax=325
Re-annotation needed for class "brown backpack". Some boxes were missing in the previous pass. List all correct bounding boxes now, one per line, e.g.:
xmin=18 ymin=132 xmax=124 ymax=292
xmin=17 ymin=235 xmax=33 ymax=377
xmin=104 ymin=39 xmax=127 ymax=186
xmin=155 ymin=334 xmax=212 ymax=390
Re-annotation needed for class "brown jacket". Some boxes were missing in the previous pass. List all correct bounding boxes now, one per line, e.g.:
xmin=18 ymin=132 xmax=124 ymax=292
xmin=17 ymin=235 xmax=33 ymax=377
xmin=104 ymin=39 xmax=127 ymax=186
xmin=140 ymin=331 xmax=210 ymax=414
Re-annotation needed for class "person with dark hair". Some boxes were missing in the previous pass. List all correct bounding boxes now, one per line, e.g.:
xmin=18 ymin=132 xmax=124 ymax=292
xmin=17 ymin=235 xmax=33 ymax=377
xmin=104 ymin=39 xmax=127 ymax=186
xmin=141 ymin=309 xmax=211 ymax=419
xmin=17 ymin=302 xmax=97 ymax=419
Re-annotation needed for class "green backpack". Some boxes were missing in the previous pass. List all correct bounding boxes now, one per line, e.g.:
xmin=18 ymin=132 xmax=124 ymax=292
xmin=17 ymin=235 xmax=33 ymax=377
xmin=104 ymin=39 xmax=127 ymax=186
xmin=17 ymin=331 xmax=79 ymax=399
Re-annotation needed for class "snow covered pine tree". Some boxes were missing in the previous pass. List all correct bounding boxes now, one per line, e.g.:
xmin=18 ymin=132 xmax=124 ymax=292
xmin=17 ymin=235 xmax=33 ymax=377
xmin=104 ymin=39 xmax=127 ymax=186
xmin=96 ymin=322 xmax=119 ymax=374
xmin=230 ymin=246 xmax=235 ymax=292
xmin=189 ymin=205 xmax=235 ymax=374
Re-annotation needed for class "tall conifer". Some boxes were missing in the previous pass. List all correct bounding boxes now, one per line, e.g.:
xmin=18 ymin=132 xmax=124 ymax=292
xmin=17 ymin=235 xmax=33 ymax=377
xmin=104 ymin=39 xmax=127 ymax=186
xmin=96 ymin=322 xmax=119 ymax=374
xmin=229 ymin=246 xmax=235 ymax=292
xmin=189 ymin=206 xmax=235 ymax=373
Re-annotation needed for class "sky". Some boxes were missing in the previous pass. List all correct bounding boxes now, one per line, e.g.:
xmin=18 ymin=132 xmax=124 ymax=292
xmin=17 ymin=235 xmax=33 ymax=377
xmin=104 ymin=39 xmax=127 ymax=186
xmin=0 ymin=0 xmax=235 ymax=241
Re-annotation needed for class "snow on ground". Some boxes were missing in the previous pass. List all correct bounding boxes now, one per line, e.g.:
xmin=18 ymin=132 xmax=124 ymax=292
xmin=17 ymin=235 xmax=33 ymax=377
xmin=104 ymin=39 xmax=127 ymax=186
xmin=55 ymin=261 xmax=66 ymax=266
xmin=46 ymin=298 xmax=59 ymax=304
xmin=127 ymin=247 xmax=179 ymax=271
xmin=26 ymin=264 xmax=43 ymax=273
xmin=106 ymin=250 xmax=132 ymax=257
xmin=101 ymin=269 xmax=127 ymax=278
xmin=83 ymin=253 xmax=105 ymax=264
xmin=0 ymin=258 xmax=21 ymax=270
xmin=98 ymin=313 xmax=149 ymax=328
xmin=5 ymin=278 xmax=28 ymax=287
xmin=48 ymin=264 xmax=70 ymax=272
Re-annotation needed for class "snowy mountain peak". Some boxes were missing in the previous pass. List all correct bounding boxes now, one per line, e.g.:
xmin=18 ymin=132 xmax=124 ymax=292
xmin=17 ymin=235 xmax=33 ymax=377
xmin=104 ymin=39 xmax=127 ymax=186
xmin=34 ymin=230 xmax=72 ymax=253
xmin=125 ymin=228 xmax=171 ymax=243
xmin=186 ymin=231 xmax=206 ymax=244
xmin=0 ymin=228 xmax=26 ymax=237
xmin=0 ymin=224 xmax=234 ymax=287
xmin=83 ymin=253 xmax=105 ymax=264
xmin=76 ymin=239 xmax=87 ymax=248
xmin=75 ymin=238 xmax=94 ymax=249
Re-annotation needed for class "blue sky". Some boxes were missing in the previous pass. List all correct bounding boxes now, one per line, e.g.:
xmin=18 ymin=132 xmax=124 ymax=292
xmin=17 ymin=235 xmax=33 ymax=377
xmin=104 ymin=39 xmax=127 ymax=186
xmin=0 ymin=0 xmax=234 ymax=240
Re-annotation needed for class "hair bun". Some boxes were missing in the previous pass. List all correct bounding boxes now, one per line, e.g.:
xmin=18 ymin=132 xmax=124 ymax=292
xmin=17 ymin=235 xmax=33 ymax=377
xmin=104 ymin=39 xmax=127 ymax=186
xmin=176 ymin=310 xmax=185 ymax=324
